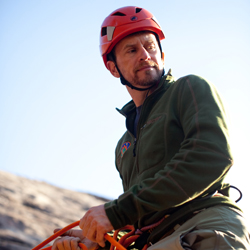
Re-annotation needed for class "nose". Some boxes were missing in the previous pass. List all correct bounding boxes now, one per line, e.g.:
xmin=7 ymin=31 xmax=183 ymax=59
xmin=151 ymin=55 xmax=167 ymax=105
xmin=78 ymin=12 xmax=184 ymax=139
xmin=139 ymin=46 xmax=151 ymax=61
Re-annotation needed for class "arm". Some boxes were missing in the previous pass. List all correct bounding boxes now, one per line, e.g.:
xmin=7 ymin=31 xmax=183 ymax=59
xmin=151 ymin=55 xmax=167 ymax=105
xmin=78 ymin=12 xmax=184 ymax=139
xmin=105 ymin=75 xmax=233 ymax=229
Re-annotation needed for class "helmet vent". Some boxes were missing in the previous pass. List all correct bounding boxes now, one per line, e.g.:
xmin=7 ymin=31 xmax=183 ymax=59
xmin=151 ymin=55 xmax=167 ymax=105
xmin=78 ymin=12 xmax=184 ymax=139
xmin=112 ymin=12 xmax=126 ymax=16
xmin=101 ymin=26 xmax=115 ymax=41
xmin=101 ymin=27 xmax=107 ymax=37
xmin=135 ymin=8 xmax=142 ymax=13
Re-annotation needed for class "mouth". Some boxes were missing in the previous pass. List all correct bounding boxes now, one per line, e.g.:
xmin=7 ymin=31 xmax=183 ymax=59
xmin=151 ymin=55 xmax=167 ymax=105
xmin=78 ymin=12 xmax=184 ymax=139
xmin=135 ymin=63 xmax=157 ymax=73
xmin=137 ymin=66 xmax=154 ymax=71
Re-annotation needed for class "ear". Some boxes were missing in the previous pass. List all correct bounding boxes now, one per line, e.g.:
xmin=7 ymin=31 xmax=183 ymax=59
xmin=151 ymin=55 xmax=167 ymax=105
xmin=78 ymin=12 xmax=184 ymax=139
xmin=161 ymin=52 xmax=165 ymax=65
xmin=106 ymin=61 xmax=120 ymax=78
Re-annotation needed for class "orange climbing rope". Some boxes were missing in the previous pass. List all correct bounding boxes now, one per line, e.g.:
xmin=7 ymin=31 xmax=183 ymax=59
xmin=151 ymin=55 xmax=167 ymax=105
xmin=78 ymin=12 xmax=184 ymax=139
xmin=32 ymin=220 xmax=146 ymax=250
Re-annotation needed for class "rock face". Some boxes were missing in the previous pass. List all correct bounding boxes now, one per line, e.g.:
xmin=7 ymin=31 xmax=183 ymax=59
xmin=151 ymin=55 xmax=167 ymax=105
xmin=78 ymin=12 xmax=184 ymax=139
xmin=0 ymin=170 xmax=109 ymax=250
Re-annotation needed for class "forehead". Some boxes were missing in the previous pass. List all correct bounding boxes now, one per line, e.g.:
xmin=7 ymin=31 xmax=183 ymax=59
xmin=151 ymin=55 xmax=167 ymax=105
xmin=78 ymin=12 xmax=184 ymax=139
xmin=115 ymin=32 xmax=158 ymax=51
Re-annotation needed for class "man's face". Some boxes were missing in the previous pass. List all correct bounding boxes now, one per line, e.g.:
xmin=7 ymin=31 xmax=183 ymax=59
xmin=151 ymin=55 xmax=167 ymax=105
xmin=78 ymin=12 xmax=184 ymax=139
xmin=113 ymin=32 xmax=164 ymax=88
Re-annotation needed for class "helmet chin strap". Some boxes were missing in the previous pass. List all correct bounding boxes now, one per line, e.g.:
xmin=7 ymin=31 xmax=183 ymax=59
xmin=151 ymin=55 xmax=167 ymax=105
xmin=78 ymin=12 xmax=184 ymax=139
xmin=117 ymin=65 xmax=165 ymax=91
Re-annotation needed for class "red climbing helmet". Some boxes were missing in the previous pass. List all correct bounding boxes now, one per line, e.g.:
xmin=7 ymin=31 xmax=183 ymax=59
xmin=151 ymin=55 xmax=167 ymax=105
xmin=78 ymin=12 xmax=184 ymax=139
xmin=100 ymin=6 xmax=165 ymax=68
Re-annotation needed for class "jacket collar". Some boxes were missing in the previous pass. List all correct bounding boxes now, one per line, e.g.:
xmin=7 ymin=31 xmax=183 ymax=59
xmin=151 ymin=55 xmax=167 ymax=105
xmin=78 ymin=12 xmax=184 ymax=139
xmin=116 ymin=69 xmax=174 ymax=118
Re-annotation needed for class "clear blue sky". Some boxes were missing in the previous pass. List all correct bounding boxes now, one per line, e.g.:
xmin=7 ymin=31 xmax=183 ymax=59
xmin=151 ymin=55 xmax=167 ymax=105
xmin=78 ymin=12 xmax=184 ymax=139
xmin=1 ymin=0 xmax=250 ymax=220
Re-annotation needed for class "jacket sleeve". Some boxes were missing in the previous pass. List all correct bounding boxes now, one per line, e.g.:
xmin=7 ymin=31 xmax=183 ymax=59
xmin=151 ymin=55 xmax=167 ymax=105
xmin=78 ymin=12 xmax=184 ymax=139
xmin=104 ymin=75 xmax=233 ymax=229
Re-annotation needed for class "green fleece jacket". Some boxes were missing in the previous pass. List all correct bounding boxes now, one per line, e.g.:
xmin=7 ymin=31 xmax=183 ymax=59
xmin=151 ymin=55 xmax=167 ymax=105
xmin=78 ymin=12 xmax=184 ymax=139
xmin=104 ymin=72 xmax=240 ymax=238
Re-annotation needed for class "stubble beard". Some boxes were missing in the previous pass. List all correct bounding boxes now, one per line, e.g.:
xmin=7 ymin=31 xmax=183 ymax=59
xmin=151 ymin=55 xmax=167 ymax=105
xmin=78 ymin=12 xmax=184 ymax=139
xmin=132 ymin=67 xmax=163 ymax=87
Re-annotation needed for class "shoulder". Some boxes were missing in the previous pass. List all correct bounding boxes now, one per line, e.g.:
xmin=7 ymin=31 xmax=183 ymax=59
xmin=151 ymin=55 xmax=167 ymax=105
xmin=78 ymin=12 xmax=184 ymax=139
xmin=176 ymin=74 xmax=213 ymax=87
xmin=172 ymin=74 xmax=218 ymax=96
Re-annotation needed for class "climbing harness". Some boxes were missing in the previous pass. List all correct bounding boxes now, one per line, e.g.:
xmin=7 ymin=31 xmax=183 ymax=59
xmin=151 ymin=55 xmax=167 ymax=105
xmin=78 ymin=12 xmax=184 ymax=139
xmin=32 ymin=220 xmax=146 ymax=250
xmin=32 ymin=186 xmax=243 ymax=249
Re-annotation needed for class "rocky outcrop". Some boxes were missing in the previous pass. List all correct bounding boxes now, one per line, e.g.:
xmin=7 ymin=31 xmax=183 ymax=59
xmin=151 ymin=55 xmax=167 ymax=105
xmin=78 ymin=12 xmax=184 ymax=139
xmin=0 ymin=170 xmax=108 ymax=250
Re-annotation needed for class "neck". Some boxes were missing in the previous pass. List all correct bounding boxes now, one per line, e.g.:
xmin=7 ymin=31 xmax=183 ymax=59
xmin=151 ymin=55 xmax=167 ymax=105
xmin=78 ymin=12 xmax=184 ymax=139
xmin=126 ymin=84 xmax=158 ymax=107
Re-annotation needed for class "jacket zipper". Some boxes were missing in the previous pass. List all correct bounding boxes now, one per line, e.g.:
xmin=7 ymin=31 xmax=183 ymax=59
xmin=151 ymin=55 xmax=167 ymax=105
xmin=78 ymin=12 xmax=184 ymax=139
xmin=131 ymin=82 xmax=167 ymax=158
xmin=133 ymin=103 xmax=150 ymax=157
xmin=133 ymin=138 xmax=137 ymax=157
xmin=133 ymin=123 xmax=147 ymax=157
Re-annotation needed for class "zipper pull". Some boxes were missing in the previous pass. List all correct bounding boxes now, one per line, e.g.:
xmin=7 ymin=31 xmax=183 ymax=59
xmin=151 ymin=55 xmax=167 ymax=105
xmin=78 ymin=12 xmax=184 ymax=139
xmin=133 ymin=138 xmax=137 ymax=157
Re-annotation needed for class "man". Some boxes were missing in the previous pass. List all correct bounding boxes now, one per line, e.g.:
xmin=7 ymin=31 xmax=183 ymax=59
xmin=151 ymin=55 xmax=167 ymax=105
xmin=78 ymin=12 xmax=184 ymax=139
xmin=52 ymin=6 xmax=249 ymax=250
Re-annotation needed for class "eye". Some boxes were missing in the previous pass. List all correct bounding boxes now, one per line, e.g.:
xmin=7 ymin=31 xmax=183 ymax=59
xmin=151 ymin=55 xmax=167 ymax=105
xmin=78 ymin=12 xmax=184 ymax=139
xmin=148 ymin=44 xmax=156 ymax=50
xmin=127 ymin=48 xmax=136 ymax=54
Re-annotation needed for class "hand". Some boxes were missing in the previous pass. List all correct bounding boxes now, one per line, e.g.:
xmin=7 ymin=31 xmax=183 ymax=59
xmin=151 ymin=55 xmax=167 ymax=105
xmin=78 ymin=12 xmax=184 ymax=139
xmin=79 ymin=204 xmax=114 ymax=247
xmin=51 ymin=229 xmax=99 ymax=250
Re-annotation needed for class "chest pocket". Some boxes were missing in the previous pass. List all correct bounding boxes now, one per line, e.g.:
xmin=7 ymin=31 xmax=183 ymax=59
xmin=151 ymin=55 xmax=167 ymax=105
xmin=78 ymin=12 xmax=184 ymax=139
xmin=136 ymin=113 xmax=167 ymax=175
xmin=115 ymin=133 xmax=136 ymax=191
